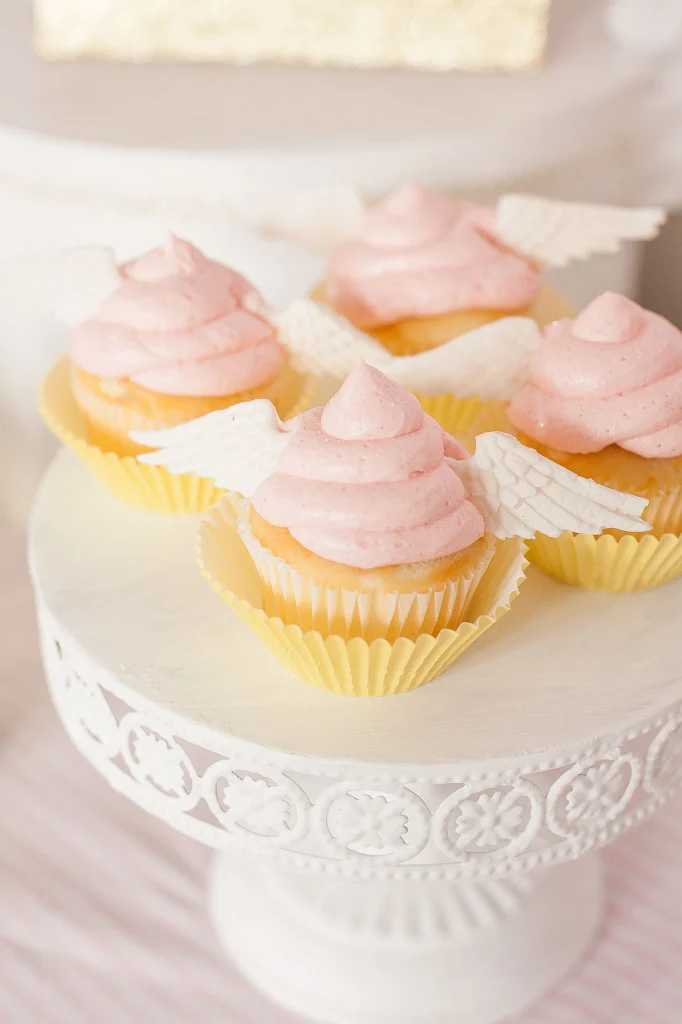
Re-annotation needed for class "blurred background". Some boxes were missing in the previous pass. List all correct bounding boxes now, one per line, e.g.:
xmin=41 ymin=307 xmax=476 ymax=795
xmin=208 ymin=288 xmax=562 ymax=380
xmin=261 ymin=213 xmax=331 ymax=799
xmin=2 ymin=0 xmax=682 ymax=1020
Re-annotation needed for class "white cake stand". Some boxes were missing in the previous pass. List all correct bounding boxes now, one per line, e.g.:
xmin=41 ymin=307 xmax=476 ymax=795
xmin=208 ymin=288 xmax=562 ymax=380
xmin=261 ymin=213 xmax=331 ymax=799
xmin=29 ymin=451 xmax=682 ymax=1024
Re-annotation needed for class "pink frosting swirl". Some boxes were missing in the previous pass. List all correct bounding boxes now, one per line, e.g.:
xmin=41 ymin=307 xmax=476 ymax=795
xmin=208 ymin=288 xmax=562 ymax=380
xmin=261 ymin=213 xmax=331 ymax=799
xmin=326 ymin=184 xmax=540 ymax=328
xmin=69 ymin=237 xmax=285 ymax=396
xmin=252 ymin=363 xmax=485 ymax=569
xmin=508 ymin=292 xmax=682 ymax=457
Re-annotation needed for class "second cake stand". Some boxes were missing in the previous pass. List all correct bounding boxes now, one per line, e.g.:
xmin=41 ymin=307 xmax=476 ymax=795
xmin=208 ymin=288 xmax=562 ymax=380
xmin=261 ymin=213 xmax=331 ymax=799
xmin=29 ymin=452 xmax=682 ymax=1024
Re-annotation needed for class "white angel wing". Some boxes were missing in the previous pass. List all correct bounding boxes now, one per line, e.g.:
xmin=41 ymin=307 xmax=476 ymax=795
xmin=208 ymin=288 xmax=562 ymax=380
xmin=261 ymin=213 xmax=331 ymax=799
xmin=130 ymin=400 xmax=290 ymax=497
xmin=272 ymin=299 xmax=541 ymax=400
xmin=387 ymin=317 xmax=542 ymax=400
xmin=241 ymin=185 xmax=366 ymax=252
xmin=455 ymin=432 xmax=651 ymax=540
xmin=271 ymin=299 xmax=393 ymax=377
xmin=496 ymin=195 xmax=665 ymax=268
xmin=0 ymin=247 xmax=122 ymax=326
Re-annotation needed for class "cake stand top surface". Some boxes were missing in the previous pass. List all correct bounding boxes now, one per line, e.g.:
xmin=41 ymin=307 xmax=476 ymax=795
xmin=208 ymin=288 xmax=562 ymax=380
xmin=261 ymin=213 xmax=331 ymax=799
xmin=29 ymin=451 xmax=682 ymax=770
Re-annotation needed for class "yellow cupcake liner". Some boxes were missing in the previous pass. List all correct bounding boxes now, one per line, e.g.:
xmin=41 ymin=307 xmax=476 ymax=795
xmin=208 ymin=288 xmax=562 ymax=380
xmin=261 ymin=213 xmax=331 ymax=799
xmin=527 ymin=530 xmax=682 ymax=592
xmin=644 ymin=491 xmax=682 ymax=537
xmin=40 ymin=356 xmax=316 ymax=514
xmin=417 ymin=394 xmax=506 ymax=438
xmin=197 ymin=496 xmax=528 ymax=696
xmin=235 ymin=502 xmax=496 ymax=642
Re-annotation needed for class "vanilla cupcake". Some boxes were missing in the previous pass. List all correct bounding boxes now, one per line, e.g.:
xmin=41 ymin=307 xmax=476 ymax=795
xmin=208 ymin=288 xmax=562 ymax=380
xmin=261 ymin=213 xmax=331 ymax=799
xmin=68 ymin=237 xmax=306 ymax=457
xmin=311 ymin=184 xmax=573 ymax=435
xmin=506 ymin=292 xmax=682 ymax=589
xmin=40 ymin=237 xmax=314 ymax=512
xmin=308 ymin=186 xmax=664 ymax=437
xmin=136 ymin=363 xmax=649 ymax=694
xmin=317 ymin=184 xmax=572 ymax=356
xmin=241 ymin=365 xmax=496 ymax=642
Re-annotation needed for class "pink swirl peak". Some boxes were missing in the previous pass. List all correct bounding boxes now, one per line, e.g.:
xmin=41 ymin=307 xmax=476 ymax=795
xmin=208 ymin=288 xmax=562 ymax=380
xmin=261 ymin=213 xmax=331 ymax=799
xmin=508 ymin=292 xmax=682 ymax=457
xmin=252 ymin=363 xmax=485 ymax=569
xmin=326 ymin=184 xmax=540 ymax=328
xmin=69 ymin=237 xmax=285 ymax=396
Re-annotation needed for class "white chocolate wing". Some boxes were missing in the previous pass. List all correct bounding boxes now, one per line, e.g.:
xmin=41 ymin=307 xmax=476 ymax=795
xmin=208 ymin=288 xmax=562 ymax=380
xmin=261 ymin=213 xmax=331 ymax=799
xmin=271 ymin=299 xmax=393 ymax=377
xmin=0 ymin=247 xmax=122 ymax=326
xmin=496 ymin=195 xmax=665 ymax=268
xmin=455 ymin=432 xmax=651 ymax=540
xmin=241 ymin=185 xmax=366 ymax=252
xmin=274 ymin=299 xmax=541 ymax=400
xmin=387 ymin=317 xmax=542 ymax=400
xmin=130 ymin=400 xmax=290 ymax=497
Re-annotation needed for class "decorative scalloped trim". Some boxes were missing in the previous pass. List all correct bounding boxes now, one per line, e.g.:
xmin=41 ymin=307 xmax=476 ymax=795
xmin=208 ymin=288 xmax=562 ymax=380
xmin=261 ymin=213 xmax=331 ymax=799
xmin=35 ymin=595 xmax=682 ymax=882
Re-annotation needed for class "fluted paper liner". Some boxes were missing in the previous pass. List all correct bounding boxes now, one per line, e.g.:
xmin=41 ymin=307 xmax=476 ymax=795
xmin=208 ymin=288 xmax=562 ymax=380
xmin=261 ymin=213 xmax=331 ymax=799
xmin=198 ymin=497 xmax=528 ymax=696
xmin=643 ymin=492 xmax=682 ymax=538
xmin=235 ymin=503 xmax=496 ymax=642
xmin=417 ymin=394 xmax=506 ymax=437
xmin=528 ymin=530 xmax=682 ymax=592
xmin=40 ymin=356 xmax=315 ymax=514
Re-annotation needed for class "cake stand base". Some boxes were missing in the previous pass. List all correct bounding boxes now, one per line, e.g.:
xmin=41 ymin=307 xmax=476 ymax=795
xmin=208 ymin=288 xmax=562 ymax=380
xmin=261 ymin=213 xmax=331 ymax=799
xmin=209 ymin=854 xmax=603 ymax=1024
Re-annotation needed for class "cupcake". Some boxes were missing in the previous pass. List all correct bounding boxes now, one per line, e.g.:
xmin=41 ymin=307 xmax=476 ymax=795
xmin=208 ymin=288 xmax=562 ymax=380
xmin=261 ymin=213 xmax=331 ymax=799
xmin=319 ymin=185 xmax=566 ymax=352
xmin=311 ymin=185 xmax=663 ymax=434
xmin=135 ymin=363 xmax=649 ymax=695
xmin=506 ymin=292 xmax=682 ymax=590
xmin=68 ymin=237 xmax=304 ymax=456
xmin=40 ymin=237 xmax=314 ymax=512
xmin=239 ymin=366 xmax=496 ymax=643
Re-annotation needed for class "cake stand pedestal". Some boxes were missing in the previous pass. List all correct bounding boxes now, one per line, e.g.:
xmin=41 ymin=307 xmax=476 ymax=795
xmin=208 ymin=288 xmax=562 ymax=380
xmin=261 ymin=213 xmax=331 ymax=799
xmin=29 ymin=452 xmax=682 ymax=1024
xmin=207 ymin=855 xmax=602 ymax=1024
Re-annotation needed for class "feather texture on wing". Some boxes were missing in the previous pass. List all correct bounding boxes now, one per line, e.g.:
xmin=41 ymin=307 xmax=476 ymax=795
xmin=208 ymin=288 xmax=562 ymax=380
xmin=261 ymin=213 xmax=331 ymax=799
xmin=496 ymin=195 xmax=665 ymax=268
xmin=130 ymin=400 xmax=290 ymax=497
xmin=0 ymin=247 xmax=122 ymax=326
xmin=455 ymin=432 xmax=651 ymax=539
xmin=271 ymin=299 xmax=392 ymax=378
xmin=272 ymin=299 xmax=541 ymax=400
xmin=387 ymin=316 xmax=542 ymax=400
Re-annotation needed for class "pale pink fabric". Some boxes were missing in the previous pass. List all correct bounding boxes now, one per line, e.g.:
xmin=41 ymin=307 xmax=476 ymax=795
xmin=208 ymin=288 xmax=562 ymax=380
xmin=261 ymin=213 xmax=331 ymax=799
xmin=2 ymin=518 xmax=682 ymax=1024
